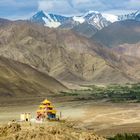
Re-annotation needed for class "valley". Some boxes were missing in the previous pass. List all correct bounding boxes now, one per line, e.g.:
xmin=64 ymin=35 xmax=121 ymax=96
xmin=1 ymin=83 xmax=140 ymax=137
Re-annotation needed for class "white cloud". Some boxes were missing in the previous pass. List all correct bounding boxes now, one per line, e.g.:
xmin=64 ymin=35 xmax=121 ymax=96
xmin=0 ymin=0 xmax=140 ymax=20
xmin=73 ymin=0 xmax=91 ymax=4
xmin=38 ymin=0 xmax=53 ymax=11
xmin=38 ymin=0 xmax=140 ymax=15
xmin=127 ymin=0 xmax=140 ymax=9
xmin=38 ymin=0 xmax=79 ymax=15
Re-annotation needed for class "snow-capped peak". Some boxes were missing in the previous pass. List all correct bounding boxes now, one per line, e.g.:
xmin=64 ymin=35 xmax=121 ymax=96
xmin=102 ymin=13 xmax=118 ymax=23
xmin=31 ymin=10 xmax=70 ymax=28
xmin=31 ymin=10 xmax=46 ymax=19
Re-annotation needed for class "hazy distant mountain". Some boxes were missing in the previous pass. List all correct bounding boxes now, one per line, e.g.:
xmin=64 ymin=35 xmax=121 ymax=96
xmin=0 ymin=18 xmax=12 ymax=27
xmin=118 ymin=11 xmax=140 ymax=21
xmin=72 ymin=22 xmax=98 ymax=38
xmin=93 ymin=20 xmax=140 ymax=47
xmin=30 ymin=10 xmax=140 ymax=38
xmin=30 ymin=10 xmax=113 ymax=30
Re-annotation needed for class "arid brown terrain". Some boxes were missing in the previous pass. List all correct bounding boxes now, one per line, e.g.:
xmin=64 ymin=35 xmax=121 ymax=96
xmin=0 ymin=56 xmax=67 ymax=97
xmin=0 ymin=20 xmax=139 ymax=84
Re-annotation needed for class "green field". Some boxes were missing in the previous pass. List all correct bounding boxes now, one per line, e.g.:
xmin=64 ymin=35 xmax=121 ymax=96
xmin=61 ymin=83 xmax=140 ymax=103
xmin=109 ymin=133 xmax=140 ymax=140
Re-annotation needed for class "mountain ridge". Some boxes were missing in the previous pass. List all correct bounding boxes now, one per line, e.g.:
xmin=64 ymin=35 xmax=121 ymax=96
xmin=30 ymin=10 xmax=140 ymax=29
xmin=30 ymin=10 xmax=112 ymax=29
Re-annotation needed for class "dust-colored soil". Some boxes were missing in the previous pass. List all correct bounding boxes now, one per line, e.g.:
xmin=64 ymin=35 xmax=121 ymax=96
xmin=0 ymin=99 xmax=140 ymax=137
xmin=79 ymin=102 xmax=140 ymax=136
xmin=0 ymin=122 xmax=106 ymax=140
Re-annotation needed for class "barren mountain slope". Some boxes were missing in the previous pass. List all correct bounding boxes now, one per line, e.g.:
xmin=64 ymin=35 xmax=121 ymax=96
xmin=91 ymin=20 xmax=140 ymax=81
xmin=93 ymin=20 xmax=140 ymax=48
xmin=110 ymin=42 xmax=140 ymax=80
xmin=72 ymin=22 xmax=98 ymax=38
xmin=112 ymin=42 xmax=140 ymax=58
xmin=96 ymin=46 xmax=140 ymax=81
xmin=0 ymin=20 xmax=136 ymax=83
xmin=0 ymin=56 xmax=67 ymax=97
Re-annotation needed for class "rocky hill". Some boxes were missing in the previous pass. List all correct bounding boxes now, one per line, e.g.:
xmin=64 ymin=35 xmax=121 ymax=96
xmin=0 ymin=122 xmax=106 ymax=140
xmin=0 ymin=56 xmax=67 ymax=97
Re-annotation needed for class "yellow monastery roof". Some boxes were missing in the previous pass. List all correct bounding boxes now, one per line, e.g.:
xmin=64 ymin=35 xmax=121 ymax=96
xmin=41 ymin=99 xmax=51 ymax=104
xmin=39 ymin=105 xmax=46 ymax=109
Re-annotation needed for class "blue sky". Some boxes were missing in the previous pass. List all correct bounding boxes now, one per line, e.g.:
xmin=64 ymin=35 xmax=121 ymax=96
xmin=0 ymin=0 xmax=140 ymax=19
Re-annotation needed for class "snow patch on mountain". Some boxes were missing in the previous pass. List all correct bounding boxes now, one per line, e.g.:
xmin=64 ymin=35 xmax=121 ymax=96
xmin=102 ymin=13 xmax=118 ymax=23
xmin=42 ymin=17 xmax=61 ymax=28
xmin=73 ymin=16 xmax=85 ymax=23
